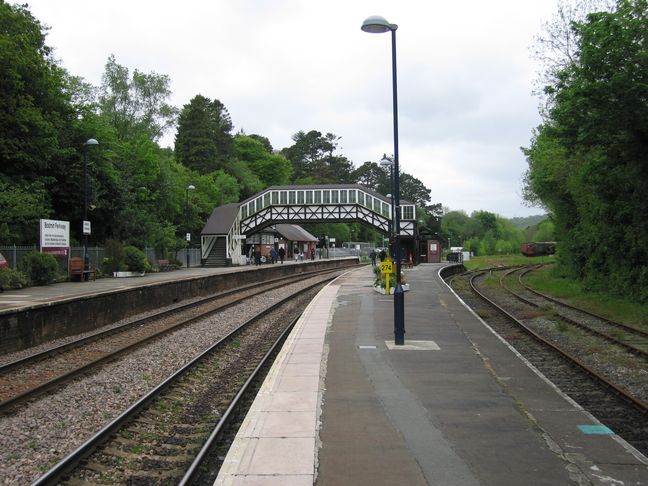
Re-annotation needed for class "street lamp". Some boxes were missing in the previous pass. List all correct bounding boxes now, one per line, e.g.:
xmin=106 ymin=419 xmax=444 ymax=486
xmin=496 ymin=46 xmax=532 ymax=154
xmin=185 ymin=184 xmax=195 ymax=268
xmin=83 ymin=139 xmax=99 ymax=272
xmin=363 ymin=15 xmax=405 ymax=345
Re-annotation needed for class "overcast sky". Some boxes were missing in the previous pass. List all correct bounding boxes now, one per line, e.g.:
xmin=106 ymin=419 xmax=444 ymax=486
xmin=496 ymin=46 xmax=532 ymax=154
xmin=24 ymin=0 xmax=558 ymax=218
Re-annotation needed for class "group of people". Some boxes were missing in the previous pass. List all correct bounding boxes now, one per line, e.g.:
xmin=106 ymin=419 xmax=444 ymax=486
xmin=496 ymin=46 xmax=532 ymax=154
xmin=248 ymin=246 xmax=286 ymax=265
xmin=247 ymin=245 xmax=320 ymax=265
xmin=369 ymin=248 xmax=388 ymax=266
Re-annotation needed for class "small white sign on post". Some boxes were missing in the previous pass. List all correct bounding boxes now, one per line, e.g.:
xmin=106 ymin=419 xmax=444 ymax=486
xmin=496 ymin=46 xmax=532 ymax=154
xmin=186 ymin=233 xmax=191 ymax=241
xmin=83 ymin=220 xmax=91 ymax=235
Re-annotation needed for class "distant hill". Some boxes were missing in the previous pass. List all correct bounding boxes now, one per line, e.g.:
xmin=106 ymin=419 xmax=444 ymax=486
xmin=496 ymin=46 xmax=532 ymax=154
xmin=508 ymin=214 xmax=548 ymax=229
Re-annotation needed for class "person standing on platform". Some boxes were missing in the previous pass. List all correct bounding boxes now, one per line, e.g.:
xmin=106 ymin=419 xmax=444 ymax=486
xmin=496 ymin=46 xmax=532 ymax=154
xmin=310 ymin=248 xmax=315 ymax=261
xmin=270 ymin=247 xmax=277 ymax=264
xmin=278 ymin=247 xmax=285 ymax=264
xmin=379 ymin=249 xmax=387 ymax=262
xmin=369 ymin=249 xmax=376 ymax=266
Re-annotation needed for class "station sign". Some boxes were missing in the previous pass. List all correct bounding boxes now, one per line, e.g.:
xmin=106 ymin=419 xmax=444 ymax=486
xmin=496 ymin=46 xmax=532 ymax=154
xmin=83 ymin=220 xmax=91 ymax=235
xmin=40 ymin=219 xmax=70 ymax=256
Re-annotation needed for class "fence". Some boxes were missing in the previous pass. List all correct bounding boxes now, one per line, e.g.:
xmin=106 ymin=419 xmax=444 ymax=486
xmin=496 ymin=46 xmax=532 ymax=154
xmin=0 ymin=245 xmax=203 ymax=271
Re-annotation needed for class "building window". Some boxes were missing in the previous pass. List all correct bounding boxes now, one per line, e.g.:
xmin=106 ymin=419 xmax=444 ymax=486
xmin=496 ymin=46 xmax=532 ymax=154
xmin=401 ymin=205 xmax=415 ymax=220
xmin=306 ymin=190 xmax=313 ymax=204
xmin=289 ymin=191 xmax=296 ymax=204
xmin=340 ymin=190 xmax=347 ymax=204
xmin=358 ymin=191 xmax=365 ymax=206
xmin=314 ymin=190 xmax=322 ymax=203
xmin=382 ymin=202 xmax=389 ymax=216
xmin=331 ymin=190 xmax=339 ymax=204
xmin=241 ymin=205 xmax=248 ymax=219
xmin=271 ymin=191 xmax=278 ymax=205
xmin=280 ymin=191 xmax=287 ymax=204
xmin=349 ymin=190 xmax=356 ymax=203
xmin=323 ymin=190 xmax=330 ymax=204
xmin=297 ymin=191 xmax=305 ymax=204
xmin=264 ymin=193 xmax=271 ymax=207
xmin=366 ymin=196 xmax=373 ymax=211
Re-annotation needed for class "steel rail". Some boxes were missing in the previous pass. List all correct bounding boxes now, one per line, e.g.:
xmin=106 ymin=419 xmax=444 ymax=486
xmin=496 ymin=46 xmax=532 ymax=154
xmin=469 ymin=272 xmax=648 ymax=414
xmin=497 ymin=268 xmax=648 ymax=359
xmin=1 ymin=263 xmax=359 ymax=373
xmin=518 ymin=266 xmax=648 ymax=339
xmin=178 ymin=314 xmax=300 ymax=485
xmin=0 ymin=266 xmax=353 ymax=413
xmin=31 ymin=275 xmax=337 ymax=486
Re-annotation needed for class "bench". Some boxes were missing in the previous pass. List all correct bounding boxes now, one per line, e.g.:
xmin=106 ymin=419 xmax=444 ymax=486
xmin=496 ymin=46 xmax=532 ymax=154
xmin=70 ymin=257 xmax=96 ymax=281
xmin=157 ymin=259 xmax=172 ymax=271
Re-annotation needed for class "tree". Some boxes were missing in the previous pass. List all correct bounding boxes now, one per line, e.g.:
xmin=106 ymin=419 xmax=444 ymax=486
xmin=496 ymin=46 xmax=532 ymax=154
xmin=399 ymin=173 xmax=432 ymax=206
xmin=523 ymin=0 xmax=648 ymax=301
xmin=531 ymin=0 xmax=614 ymax=110
xmin=233 ymin=135 xmax=292 ymax=187
xmin=351 ymin=161 xmax=390 ymax=193
xmin=99 ymin=55 xmax=178 ymax=143
xmin=0 ymin=181 xmax=51 ymax=243
xmin=174 ymin=95 xmax=233 ymax=174
xmin=0 ymin=2 xmax=75 ymax=184
xmin=281 ymin=130 xmax=354 ymax=183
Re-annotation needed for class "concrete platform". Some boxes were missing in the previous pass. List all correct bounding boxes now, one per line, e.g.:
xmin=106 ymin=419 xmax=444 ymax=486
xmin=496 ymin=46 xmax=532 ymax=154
xmin=217 ymin=264 xmax=648 ymax=485
xmin=0 ymin=258 xmax=355 ymax=355
xmin=0 ymin=261 xmax=300 ymax=313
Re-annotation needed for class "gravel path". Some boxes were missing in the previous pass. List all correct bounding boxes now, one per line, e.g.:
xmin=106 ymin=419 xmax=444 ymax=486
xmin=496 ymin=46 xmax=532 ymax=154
xmin=0 ymin=273 xmax=336 ymax=485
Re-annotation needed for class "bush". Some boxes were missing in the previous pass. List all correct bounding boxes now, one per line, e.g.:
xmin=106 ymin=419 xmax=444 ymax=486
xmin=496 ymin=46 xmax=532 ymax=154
xmin=103 ymin=239 xmax=124 ymax=274
xmin=122 ymin=246 xmax=150 ymax=273
xmin=0 ymin=267 xmax=28 ymax=290
xmin=18 ymin=251 xmax=59 ymax=285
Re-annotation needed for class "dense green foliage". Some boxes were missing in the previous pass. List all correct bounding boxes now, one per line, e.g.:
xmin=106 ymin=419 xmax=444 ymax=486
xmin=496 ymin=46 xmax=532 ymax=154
xmin=0 ymin=267 xmax=28 ymax=290
xmin=441 ymin=210 xmax=529 ymax=256
xmin=523 ymin=0 xmax=648 ymax=301
xmin=18 ymin=251 xmax=58 ymax=285
xmin=122 ymin=245 xmax=150 ymax=273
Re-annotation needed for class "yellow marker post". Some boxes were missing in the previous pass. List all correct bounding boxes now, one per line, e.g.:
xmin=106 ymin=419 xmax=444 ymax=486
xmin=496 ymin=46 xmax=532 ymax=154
xmin=380 ymin=258 xmax=393 ymax=296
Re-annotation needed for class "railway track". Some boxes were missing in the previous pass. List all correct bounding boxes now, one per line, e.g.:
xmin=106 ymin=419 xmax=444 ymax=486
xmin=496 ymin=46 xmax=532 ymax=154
xmin=32 ymin=274 xmax=334 ymax=485
xmin=499 ymin=266 xmax=648 ymax=358
xmin=449 ymin=270 xmax=648 ymax=456
xmin=0 ymin=265 xmax=354 ymax=413
xmin=518 ymin=266 xmax=648 ymax=343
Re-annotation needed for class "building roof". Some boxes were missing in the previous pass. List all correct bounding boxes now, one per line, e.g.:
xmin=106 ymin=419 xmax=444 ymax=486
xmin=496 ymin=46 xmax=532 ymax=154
xmin=274 ymin=224 xmax=318 ymax=242
xmin=201 ymin=203 xmax=240 ymax=235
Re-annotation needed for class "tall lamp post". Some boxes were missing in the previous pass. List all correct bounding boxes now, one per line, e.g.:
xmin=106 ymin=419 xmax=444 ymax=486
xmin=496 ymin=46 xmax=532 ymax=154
xmin=83 ymin=139 xmax=99 ymax=271
xmin=362 ymin=15 xmax=405 ymax=345
xmin=185 ymin=184 xmax=195 ymax=268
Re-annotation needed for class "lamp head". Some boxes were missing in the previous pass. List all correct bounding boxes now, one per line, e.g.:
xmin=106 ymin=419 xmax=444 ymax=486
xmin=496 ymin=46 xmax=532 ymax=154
xmin=84 ymin=138 xmax=99 ymax=146
xmin=379 ymin=154 xmax=393 ymax=167
xmin=187 ymin=184 xmax=196 ymax=191
xmin=361 ymin=15 xmax=397 ymax=33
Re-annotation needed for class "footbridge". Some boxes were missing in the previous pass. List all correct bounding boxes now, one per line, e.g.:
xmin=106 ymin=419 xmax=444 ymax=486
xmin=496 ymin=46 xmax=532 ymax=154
xmin=200 ymin=184 xmax=417 ymax=265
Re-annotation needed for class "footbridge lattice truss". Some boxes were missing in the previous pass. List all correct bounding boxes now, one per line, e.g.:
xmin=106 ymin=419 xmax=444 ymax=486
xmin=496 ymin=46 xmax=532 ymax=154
xmin=201 ymin=184 xmax=417 ymax=265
